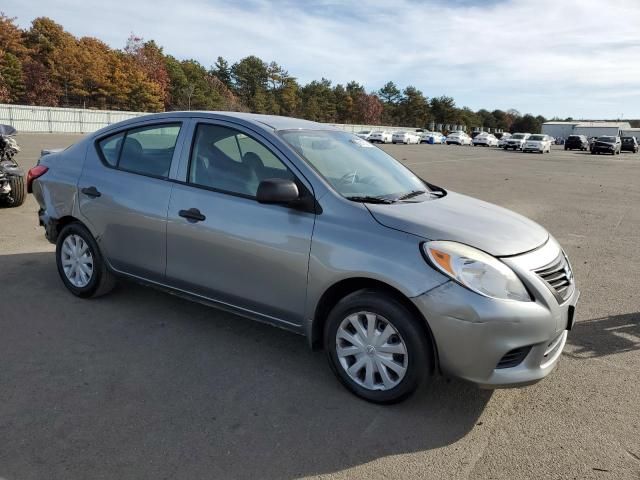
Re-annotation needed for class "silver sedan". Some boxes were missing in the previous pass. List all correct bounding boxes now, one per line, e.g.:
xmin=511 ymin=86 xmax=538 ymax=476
xmin=29 ymin=112 xmax=579 ymax=403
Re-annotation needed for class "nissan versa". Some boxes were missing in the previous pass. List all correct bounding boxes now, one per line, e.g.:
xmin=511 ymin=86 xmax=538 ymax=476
xmin=29 ymin=112 xmax=579 ymax=403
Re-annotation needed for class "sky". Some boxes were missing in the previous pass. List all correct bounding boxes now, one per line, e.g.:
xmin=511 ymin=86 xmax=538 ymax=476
xmin=5 ymin=0 xmax=640 ymax=119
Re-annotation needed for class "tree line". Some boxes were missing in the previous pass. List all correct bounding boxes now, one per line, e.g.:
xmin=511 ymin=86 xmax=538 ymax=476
xmin=0 ymin=13 xmax=555 ymax=132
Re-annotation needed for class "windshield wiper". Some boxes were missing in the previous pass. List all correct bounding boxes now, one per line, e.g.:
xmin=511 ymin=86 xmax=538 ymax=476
xmin=397 ymin=189 xmax=427 ymax=200
xmin=345 ymin=195 xmax=396 ymax=204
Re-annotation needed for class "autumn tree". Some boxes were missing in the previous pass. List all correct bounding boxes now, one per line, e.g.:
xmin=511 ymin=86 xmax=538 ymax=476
xmin=353 ymin=93 xmax=383 ymax=125
xmin=125 ymin=36 xmax=170 ymax=108
xmin=0 ymin=13 xmax=27 ymax=56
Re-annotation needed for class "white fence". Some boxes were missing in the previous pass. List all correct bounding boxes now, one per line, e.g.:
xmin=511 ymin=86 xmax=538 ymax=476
xmin=0 ymin=103 xmax=434 ymax=134
xmin=0 ymin=104 xmax=146 ymax=133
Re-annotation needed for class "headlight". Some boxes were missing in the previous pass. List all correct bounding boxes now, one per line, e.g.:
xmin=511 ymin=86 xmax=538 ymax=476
xmin=423 ymin=241 xmax=531 ymax=301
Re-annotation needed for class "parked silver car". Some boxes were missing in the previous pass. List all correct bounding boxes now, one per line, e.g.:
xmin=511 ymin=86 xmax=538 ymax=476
xmin=29 ymin=112 xmax=579 ymax=403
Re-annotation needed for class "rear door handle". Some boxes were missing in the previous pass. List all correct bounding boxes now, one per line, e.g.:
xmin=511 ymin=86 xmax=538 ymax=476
xmin=81 ymin=186 xmax=101 ymax=198
xmin=179 ymin=208 xmax=206 ymax=222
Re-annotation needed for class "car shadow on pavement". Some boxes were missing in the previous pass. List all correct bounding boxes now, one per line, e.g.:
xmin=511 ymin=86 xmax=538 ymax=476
xmin=0 ymin=252 xmax=492 ymax=480
xmin=566 ymin=313 xmax=640 ymax=359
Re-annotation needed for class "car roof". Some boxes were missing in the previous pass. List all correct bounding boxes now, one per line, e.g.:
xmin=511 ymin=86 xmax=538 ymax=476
xmin=95 ymin=111 xmax=333 ymax=136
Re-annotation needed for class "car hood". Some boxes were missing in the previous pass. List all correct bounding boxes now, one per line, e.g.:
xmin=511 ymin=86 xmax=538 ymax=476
xmin=366 ymin=191 xmax=549 ymax=257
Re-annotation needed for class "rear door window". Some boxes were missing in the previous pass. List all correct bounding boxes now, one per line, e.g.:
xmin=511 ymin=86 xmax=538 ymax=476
xmin=97 ymin=123 xmax=181 ymax=178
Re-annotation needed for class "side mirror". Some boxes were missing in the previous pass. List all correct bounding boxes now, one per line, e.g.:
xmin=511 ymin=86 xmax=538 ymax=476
xmin=257 ymin=178 xmax=299 ymax=204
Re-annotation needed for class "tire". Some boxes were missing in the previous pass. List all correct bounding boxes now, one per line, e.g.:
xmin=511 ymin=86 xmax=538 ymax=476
xmin=56 ymin=222 xmax=116 ymax=298
xmin=324 ymin=289 xmax=432 ymax=404
xmin=1 ymin=175 xmax=26 ymax=207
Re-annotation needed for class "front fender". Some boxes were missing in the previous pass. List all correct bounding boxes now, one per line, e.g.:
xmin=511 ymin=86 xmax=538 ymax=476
xmin=304 ymin=194 xmax=449 ymax=340
xmin=0 ymin=162 xmax=24 ymax=177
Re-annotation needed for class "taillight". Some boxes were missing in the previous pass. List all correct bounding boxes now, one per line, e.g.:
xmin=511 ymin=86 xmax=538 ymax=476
xmin=27 ymin=165 xmax=48 ymax=193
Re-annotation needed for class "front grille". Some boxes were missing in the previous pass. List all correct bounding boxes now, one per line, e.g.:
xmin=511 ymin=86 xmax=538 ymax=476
xmin=496 ymin=345 xmax=532 ymax=369
xmin=534 ymin=254 xmax=574 ymax=303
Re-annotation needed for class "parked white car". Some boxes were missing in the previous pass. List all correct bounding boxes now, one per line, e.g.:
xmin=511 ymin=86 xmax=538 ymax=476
xmin=392 ymin=131 xmax=421 ymax=144
xmin=497 ymin=133 xmax=512 ymax=148
xmin=355 ymin=130 xmax=373 ymax=141
xmin=446 ymin=132 xmax=472 ymax=146
xmin=420 ymin=132 xmax=446 ymax=144
xmin=522 ymin=134 xmax=552 ymax=153
xmin=472 ymin=133 xmax=499 ymax=147
xmin=369 ymin=130 xmax=393 ymax=144
xmin=503 ymin=133 xmax=531 ymax=150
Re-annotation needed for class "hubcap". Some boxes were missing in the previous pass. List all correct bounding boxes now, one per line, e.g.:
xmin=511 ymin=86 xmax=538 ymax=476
xmin=336 ymin=312 xmax=408 ymax=391
xmin=61 ymin=234 xmax=94 ymax=288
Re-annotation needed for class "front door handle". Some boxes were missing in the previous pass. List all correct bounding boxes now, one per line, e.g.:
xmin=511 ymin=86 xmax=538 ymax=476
xmin=81 ymin=186 xmax=101 ymax=198
xmin=179 ymin=208 xmax=206 ymax=223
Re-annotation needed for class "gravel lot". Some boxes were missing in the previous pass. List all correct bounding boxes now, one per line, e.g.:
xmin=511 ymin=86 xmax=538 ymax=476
xmin=1 ymin=133 xmax=639 ymax=480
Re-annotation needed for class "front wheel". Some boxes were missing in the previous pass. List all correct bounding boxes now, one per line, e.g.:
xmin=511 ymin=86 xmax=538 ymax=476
xmin=1 ymin=175 xmax=26 ymax=207
xmin=324 ymin=290 xmax=433 ymax=404
xmin=56 ymin=222 xmax=116 ymax=298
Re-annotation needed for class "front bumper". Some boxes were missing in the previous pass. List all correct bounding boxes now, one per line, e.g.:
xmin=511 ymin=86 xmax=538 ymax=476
xmin=591 ymin=146 xmax=616 ymax=153
xmin=412 ymin=238 xmax=579 ymax=388
xmin=523 ymin=145 xmax=543 ymax=152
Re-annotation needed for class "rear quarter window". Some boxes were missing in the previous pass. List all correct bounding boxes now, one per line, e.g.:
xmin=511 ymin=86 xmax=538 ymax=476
xmin=97 ymin=132 xmax=124 ymax=166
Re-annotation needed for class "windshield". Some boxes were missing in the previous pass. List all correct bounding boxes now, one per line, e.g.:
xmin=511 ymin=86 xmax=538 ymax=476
xmin=280 ymin=130 xmax=427 ymax=200
xmin=512 ymin=134 xmax=526 ymax=139
xmin=529 ymin=135 xmax=545 ymax=141
xmin=622 ymin=137 xmax=634 ymax=142
xmin=598 ymin=136 xmax=616 ymax=143
xmin=358 ymin=130 xmax=370 ymax=134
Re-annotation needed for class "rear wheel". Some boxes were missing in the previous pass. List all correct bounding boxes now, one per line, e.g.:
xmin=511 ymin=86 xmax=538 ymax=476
xmin=56 ymin=222 xmax=116 ymax=298
xmin=324 ymin=290 xmax=432 ymax=404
